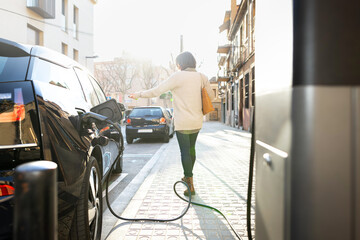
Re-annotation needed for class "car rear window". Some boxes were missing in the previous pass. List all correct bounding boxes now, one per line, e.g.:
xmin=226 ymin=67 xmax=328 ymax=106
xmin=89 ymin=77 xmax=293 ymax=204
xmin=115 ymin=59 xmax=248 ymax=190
xmin=129 ymin=108 xmax=163 ymax=117
xmin=0 ymin=56 xmax=30 ymax=82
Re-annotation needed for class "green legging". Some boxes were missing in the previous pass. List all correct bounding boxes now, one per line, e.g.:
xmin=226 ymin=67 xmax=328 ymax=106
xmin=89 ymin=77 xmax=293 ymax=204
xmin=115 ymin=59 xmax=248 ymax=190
xmin=176 ymin=131 xmax=199 ymax=177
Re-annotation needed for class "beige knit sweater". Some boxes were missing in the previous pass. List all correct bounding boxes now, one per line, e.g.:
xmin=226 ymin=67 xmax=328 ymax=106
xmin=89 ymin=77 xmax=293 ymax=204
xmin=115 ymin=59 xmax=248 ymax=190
xmin=133 ymin=69 xmax=215 ymax=131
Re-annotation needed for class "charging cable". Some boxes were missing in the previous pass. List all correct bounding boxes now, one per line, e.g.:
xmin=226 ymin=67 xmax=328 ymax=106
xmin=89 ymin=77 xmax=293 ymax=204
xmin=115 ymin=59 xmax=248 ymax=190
xmin=246 ymin=110 xmax=255 ymax=240
xmin=103 ymin=119 xmax=244 ymax=240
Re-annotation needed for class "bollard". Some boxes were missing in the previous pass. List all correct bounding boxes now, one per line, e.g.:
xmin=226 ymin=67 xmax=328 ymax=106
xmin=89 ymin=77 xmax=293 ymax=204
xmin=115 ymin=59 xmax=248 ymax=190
xmin=13 ymin=161 xmax=58 ymax=240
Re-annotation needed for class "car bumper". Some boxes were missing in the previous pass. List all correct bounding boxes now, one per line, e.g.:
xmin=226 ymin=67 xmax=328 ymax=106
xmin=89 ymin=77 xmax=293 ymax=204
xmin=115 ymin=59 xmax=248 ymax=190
xmin=126 ymin=125 xmax=167 ymax=138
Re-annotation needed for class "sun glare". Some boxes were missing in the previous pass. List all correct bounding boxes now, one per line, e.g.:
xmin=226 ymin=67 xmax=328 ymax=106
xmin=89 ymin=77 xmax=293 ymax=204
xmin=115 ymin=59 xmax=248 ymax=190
xmin=94 ymin=0 xmax=229 ymax=77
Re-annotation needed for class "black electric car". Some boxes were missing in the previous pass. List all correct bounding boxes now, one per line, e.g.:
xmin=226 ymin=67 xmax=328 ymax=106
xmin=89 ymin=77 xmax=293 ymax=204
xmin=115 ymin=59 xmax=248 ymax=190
xmin=0 ymin=38 xmax=124 ymax=240
xmin=125 ymin=106 xmax=174 ymax=144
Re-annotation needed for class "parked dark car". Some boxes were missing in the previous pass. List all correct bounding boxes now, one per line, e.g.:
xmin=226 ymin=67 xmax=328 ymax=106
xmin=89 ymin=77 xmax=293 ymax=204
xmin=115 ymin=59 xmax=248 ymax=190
xmin=125 ymin=106 xmax=174 ymax=144
xmin=0 ymin=38 xmax=124 ymax=240
xmin=166 ymin=108 xmax=175 ymax=132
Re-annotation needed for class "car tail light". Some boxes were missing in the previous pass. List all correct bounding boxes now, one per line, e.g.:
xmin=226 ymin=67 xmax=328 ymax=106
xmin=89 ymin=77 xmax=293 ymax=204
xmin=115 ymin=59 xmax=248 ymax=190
xmin=126 ymin=118 xmax=131 ymax=124
xmin=0 ymin=88 xmax=25 ymax=123
xmin=0 ymin=184 xmax=15 ymax=197
xmin=159 ymin=117 xmax=166 ymax=124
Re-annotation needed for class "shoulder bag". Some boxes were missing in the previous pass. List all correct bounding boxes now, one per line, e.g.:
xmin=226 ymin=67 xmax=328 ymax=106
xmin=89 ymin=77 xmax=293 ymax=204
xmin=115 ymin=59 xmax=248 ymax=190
xmin=200 ymin=73 xmax=215 ymax=115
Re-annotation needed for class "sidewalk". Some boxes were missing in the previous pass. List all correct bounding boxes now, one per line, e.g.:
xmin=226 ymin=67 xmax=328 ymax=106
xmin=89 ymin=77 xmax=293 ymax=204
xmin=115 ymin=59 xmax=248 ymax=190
xmin=103 ymin=122 xmax=255 ymax=240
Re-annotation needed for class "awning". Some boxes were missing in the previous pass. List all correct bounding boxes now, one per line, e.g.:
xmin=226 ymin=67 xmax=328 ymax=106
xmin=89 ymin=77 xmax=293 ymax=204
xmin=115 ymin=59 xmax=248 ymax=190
xmin=219 ymin=20 xmax=230 ymax=33
xmin=217 ymin=44 xmax=231 ymax=54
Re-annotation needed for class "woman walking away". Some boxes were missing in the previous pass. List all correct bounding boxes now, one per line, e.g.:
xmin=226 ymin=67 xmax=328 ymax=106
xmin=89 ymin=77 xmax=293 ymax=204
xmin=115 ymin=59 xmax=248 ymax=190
xmin=129 ymin=51 xmax=215 ymax=196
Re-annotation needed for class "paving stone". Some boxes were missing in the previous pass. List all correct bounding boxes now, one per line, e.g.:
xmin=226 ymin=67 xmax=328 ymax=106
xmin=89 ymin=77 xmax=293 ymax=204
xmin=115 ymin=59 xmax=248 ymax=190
xmin=106 ymin=122 xmax=255 ymax=240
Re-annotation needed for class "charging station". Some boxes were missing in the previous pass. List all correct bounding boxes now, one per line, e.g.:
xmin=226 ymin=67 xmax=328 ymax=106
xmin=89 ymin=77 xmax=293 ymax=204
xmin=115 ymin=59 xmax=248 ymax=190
xmin=255 ymin=0 xmax=360 ymax=239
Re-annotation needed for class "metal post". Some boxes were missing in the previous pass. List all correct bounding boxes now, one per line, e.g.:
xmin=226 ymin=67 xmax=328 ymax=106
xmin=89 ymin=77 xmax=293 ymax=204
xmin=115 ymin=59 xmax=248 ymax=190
xmin=13 ymin=161 xmax=58 ymax=240
xmin=180 ymin=35 xmax=183 ymax=53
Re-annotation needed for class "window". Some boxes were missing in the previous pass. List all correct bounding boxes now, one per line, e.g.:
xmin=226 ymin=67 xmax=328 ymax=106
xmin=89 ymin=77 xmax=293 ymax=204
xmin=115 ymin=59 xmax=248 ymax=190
xmin=231 ymin=84 xmax=235 ymax=110
xmin=89 ymin=76 xmax=106 ymax=104
xmin=61 ymin=43 xmax=68 ymax=56
xmin=73 ymin=6 xmax=79 ymax=39
xmin=213 ymin=89 xmax=217 ymax=98
xmin=61 ymin=0 xmax=65 ymax=15
xmin=73 ymin=49 xmax=79 ymax=62
xmin=245 ymin=13 xmax=249 ymax=57
xmin=28 ymin=58 xmax=86 ymax=101
xmin=129 ymin=108 xmax=163 ymax=118
xmin=234 ymin=34 xmax=239 ymax=63
xmin=245 ymin=73 xmax=249 ymax=109
xmin=0 ymin=56 xmax=29 ymax=82
xmin=245 ymin=14 xmax=249 ymax=39
xmin=61 ymin=0 xmax=67 ymax=32
xmin=251 ymin=0 xmax=256 ymax=52
xmin=240 ymin=26 xmax=243 ymax=62
xmin=251 ymin=67 xmax=255 ymax=106
xmin=27 ymin=25 xmax=43 ymax=45
xmin=240 ymin=78 xmax=244 ymax=107
xmin=226 ymin=92 xmax=229 ymax=111
xmin=74 ymin=68 xmax=99 ymax=106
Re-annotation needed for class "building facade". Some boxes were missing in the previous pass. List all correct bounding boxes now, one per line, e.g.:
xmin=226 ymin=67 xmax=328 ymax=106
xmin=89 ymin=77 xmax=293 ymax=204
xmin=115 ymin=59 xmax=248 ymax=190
xmin=217 ymin=0 xmax=255 ymax=131
xmin=0 ymin=0 xmax=96 ymax=72
xmin=205 ymin=77 xmax=222 ymax=121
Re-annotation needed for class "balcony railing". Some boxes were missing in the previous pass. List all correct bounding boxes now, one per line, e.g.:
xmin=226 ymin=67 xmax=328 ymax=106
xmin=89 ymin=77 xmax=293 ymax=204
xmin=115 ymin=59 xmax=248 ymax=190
xmin=230 ymin=44 xmax=248 ymax=70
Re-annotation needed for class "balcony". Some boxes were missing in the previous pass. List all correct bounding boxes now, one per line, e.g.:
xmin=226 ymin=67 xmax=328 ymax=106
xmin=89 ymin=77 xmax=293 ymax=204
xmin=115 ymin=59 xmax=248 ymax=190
xmin=27 ymin=0 xmax=55 ymax=19
xmin=217 ymin=44 xmax=231 ymax=54
xmin=217 ymin=76 xmax=231 ymax=82
xmin=217 ymin=81 xmax=227 ymax=99
xmin=219 ymin=20 xmax=230 ymax=33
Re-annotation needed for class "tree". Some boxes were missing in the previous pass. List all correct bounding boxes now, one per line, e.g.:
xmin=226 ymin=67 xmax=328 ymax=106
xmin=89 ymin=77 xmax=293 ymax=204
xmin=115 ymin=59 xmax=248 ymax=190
xmin=95 ymin=57 xmax=138 ymax=104
xmin=162 ymin=53 xmax=177 ymax=78
xmin=94 ymin=62 xmax=113 ymax=95
xmin=139 ymin=60 xmax=161 ymax=105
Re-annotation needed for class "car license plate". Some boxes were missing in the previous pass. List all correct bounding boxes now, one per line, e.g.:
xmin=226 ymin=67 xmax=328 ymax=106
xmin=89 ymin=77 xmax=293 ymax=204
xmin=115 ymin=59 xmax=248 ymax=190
xmin=138 ymin=129 xmax=153 ymax=133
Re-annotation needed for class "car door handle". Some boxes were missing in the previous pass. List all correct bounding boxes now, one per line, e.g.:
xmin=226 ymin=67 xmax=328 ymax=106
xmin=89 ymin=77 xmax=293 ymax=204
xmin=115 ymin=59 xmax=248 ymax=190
xmin=263 ymin=153 xmax=272 ymax=167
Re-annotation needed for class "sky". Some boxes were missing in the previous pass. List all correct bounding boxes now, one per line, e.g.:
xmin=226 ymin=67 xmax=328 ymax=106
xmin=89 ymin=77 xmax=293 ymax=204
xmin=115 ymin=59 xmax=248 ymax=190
xmin=93 ymin=0 xmax=230 ymax=78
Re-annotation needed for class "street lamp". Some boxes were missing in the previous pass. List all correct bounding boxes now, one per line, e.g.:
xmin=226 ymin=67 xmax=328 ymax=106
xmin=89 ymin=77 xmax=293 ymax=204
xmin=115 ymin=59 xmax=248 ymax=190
xmin=85 ymin=55 xmax=98 ymax=59
xmin=85 ymin=55 xmax=98 ymax=71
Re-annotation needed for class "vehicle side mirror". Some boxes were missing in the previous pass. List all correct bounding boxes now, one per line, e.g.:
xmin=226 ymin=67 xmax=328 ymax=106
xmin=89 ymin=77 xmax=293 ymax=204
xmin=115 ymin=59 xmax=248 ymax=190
xmin=125 ymin=109 xmax=132 ymax=117
xmin=90 ymin=99 xmax=122 ymax=123
xmin=118 ymin=103 xmax=126 ymax=112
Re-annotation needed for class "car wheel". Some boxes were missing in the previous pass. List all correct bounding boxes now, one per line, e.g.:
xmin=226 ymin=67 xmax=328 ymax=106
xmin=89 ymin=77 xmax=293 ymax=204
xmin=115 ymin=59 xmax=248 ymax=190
xmin=70 ymin=157 xmax=102 ymax=240
xmin=169 ymin=131 xmax=174 ymax=138
xmin=113 ymin=155 xmax=123 ymax=174
xmin=163 ymin=131 xmax=170 ymax=143
xmin=126 ymin=137 xmax=133 ymax=144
